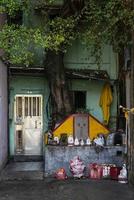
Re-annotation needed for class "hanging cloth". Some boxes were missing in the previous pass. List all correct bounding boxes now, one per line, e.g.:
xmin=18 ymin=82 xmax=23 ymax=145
xmin=99 ymin=82 xmax=113 ymax=125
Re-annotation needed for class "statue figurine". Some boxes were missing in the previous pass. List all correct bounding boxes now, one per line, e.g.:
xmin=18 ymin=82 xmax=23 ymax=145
xmin=68 ymin=135 xmax=74 ymax=146
xmin=54 ymin=136 xmax=59 ymax=144
xmin=118 ymin=164 xmax=128 ymax=183
xmin=74 ymin=137 xmax=79 ymax=146
xmin=86 ymin=137 xmax=91 ymax=145
xmin=80 ymin=139 xmax=84 ymax=146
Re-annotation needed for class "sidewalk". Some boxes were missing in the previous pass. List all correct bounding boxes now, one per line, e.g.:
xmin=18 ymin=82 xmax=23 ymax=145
xmin=0 ymin=179 xmax=134 ymax=200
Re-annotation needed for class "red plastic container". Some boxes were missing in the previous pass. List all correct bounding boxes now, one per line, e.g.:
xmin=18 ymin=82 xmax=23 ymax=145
xmin=110 ymin=167 xmax=121 ymax=180
xmin=89 ymin=163 xmax=103 ymax=179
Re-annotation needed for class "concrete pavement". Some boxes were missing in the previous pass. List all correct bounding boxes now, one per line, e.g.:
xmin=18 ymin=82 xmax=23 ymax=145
xmin=0 ymin=179 xmax=134 ymax=200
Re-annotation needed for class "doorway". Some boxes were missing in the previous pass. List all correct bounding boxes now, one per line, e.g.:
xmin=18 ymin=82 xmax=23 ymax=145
xmin=14 ymin=95 xmax=43 ymax=156
xmin=72 ymin=91 xmax=86 ymax=111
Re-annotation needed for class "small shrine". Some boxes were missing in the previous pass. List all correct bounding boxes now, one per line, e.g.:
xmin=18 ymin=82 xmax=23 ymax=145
xmin=52 ymin=113 xmax=109 ymax=141
xmin=44 ymin=114 xmax=126 ymax=179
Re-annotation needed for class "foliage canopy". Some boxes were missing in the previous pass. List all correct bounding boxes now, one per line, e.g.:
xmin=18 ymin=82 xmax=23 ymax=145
xmin=0 ymin=0 xmax=134 ymax=65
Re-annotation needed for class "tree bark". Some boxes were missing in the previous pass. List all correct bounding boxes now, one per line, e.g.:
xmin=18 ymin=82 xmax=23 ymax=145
xmin=45 ymin=50 xmax=73 ymax=128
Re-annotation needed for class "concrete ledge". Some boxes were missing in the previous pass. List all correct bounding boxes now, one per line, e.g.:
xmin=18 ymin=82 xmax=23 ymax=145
xmin=44 ymin=146 xmax=125 ymax=177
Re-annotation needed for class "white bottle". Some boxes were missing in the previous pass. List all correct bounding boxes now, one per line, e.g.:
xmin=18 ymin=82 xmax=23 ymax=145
xmin=103 ymin=166 xmax=108 ymax=177
xmin=107 ymin=166 xmax=110 ymax=175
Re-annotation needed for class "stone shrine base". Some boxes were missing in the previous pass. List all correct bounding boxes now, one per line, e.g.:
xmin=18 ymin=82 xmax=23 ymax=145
xmin=44 ymin=145 xmax=125 ymax=177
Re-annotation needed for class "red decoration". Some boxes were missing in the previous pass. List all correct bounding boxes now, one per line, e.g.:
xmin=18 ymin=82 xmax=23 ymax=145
xmin=110 ymin=167 xmax=121 ymax=180
xmin=55 ymin=168 xmax=67 ymax=180
xmin=89 ymin=163 xmax=103 ymax=179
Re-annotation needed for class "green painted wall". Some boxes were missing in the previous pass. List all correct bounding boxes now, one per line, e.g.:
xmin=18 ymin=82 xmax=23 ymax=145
xmin=9 ymin=76 xmax=117 ymax=155
xmin=64 ymin=40 xmax=118 ymax=80
xmin=71 ymin=79 xmax=117 ymax=128
xmin=9 ymin=76 xmax=49 ymax=156
xmin=64 ymin=40 xmax=118 ymax=129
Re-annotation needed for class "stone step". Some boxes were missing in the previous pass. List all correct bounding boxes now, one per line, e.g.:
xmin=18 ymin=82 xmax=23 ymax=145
xmin=13 ymin=155 xmax=43 ymax=162
xmin=0 ymin=161 xmax=44 ymax=181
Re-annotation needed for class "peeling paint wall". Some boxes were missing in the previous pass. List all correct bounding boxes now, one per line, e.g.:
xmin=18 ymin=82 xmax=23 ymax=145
xmin=0 ymin=60 xmax=8 ymax=170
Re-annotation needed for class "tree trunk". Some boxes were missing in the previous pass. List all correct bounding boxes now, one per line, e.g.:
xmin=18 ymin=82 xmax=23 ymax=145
xmin=45 ymin=50 xmax=73 ymax=128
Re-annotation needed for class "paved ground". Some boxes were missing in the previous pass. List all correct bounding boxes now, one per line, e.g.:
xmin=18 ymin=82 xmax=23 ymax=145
xmin=0 ymin=179 xmax=134 ymax=200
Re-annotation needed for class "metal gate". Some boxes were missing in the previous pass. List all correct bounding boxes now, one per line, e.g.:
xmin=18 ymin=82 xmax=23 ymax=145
xmin=14 ymin=95 xmax=43 ymax=155
xmin=74 ymin=114 xmax=89 ymax=140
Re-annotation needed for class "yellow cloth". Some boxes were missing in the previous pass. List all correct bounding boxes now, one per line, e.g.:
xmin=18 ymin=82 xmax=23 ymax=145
xmin=99 ymin=83 xmax=113 ymax=125
xmin=124 ymin=111 xmax=129 ymax=120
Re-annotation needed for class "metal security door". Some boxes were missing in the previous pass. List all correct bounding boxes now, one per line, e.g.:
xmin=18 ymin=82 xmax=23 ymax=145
xmin=74 ymin=114 xmax=89 ymax=140
xmin=15 ymin=95 xmax=43 ymax=155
